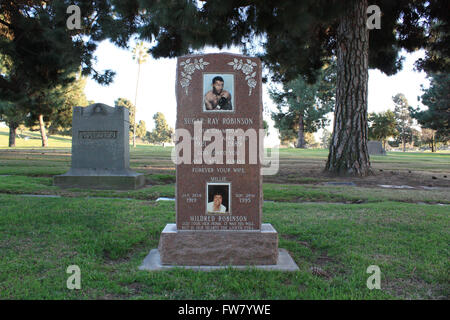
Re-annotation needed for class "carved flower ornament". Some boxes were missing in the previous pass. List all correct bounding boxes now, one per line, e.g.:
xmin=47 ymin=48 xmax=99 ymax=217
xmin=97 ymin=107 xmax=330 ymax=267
xmin=227 ymin=58 xmax=258 ymax=96
xmin=179 ymin=58 xmax=210 ymax=95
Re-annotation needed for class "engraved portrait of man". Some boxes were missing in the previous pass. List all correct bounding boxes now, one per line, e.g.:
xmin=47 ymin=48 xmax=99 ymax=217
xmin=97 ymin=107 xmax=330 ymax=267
xmin=204 ymin=76 xmax=233 ymax=111
xmin=206 ymin=183 xmax=230 ymax=214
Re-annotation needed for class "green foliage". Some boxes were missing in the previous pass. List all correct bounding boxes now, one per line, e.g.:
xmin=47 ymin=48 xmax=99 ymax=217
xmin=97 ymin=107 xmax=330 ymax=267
xmin=108 ymin=1 xmax=449 ymax=81
xmin=393 ymin=94 xmax=415 ymax=150
xmin=368 ymin=110 xmax=398 ymax=147
xmin=0 ymin=52 xmax=12 ymax=76
xmin=418 ymin=128 xmax=438 ymax=152
xmin=0 ymin=1 xmax=117 ymax=97
xmin=105 ymin=1 xmax=448 ymax=172
xmin=0 ymin=99 xmax=26 ymax=129
xmin=270 ymin=62 xmax=336 ymax=144
xmin=115 ymin=98 xmax=136 ymax=140
xmin=29 ymin=74 xmax=89 ymax=136
xmin=136 ymin=120 xmax=147 ymax=139
xmin=0 ymin=1 xmax=128 ymax=145
xmin=304 ymin=132 xmax=318 ymax=147
xmin=414 ymin=9 xmax=450 ymax=73
xmin=411 ymin=73 xmax=450 ymax=141
xmin=0 ymin=51 xmax=26 ymax=135
xmin=147 ymin=112 xmax=174 ymax=144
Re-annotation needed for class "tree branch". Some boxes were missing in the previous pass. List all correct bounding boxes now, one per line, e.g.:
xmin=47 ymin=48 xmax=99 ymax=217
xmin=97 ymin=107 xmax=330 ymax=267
xmin=0 ymin=18 xmax=12 ymax=29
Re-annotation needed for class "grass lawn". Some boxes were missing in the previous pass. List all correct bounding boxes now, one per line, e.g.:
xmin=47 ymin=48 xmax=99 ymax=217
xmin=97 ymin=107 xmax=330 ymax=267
xmin=0 ymin=128 xmax=449 ymax=299
xmin=0 ymin=127 xmax=72 ymax=149
xmin=0 ymin=196 xmax=447 ymax=299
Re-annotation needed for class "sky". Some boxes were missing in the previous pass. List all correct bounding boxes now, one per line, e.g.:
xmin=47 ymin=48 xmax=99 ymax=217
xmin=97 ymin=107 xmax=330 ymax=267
xmin=84 ymin=40 xmax=430 ymax=146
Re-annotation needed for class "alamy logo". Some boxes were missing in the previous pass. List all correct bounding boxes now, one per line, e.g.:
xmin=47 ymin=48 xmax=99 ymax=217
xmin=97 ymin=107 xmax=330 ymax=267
xmin=66 ymin=5 xmax=81 ymax=30
xmin=66 ymin=265 xmax=81 ymax=290
xmin=366 ymin=265 xmax=381 ymax=289
xmin=367 ymin=5 xmax=381 ymax=30
xmin=171 ymin=121 xmax=279 ymax=176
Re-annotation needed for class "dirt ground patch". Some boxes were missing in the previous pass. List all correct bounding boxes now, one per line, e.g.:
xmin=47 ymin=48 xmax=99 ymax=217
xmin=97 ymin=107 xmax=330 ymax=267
xmin=264 ymin=159 xmax=450 ymax=188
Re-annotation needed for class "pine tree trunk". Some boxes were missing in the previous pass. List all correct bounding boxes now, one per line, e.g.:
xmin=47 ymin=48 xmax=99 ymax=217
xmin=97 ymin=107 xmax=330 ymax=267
xmin=8 ymin=123 xmax=17 ymax=147
xmin=325 ymin=0 xmax=371 ymax=176
xmin=402 ymin=136 xmax=406 ymax=152
xmin=296 ymin=114 xmax=306 ymax=148
xmin=38 ymin=114 xmax=48 ymax=147
xmin=431 ymin=132 xmax=435 ymax=152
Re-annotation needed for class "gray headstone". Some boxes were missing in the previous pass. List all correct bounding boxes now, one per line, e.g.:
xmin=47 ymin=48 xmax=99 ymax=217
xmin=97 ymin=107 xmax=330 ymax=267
xmin=71 ymin=103 xmax=129 ymax=172
xmin=368 ymin=141 xmax=386 ymax=155
xmin=54 ymin=103 xmax=145 ymax=189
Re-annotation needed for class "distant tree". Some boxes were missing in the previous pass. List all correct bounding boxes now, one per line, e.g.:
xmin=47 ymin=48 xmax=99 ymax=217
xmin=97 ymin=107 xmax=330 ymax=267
xmin=115 ymin=98 xmax=136 ymax=141
xmin=0 ymin=99 xmax=28 ymax=147
xmin=0 ymin=1 xmax=118 ymax=147
xmin=148 ymin=112 xmax=174 ymax=144
xmin=368 ymin=110 xmax=398 ymax=149
xmin=391 ymin=125 xmax=419 ymax=151
xmin=420 ymin=128 xmax=438 ymax=152
xmin=0 ymin=53 xmax=26 ymax=147
xmin=276 ymin=127 xmax=297 ymax=147
xmin=393 ymin=94 xmax=414 ymax=152
xmin=410 ymin=128 xmax=421 ymax=149
xmin=270 ymin=62 xmax=335 ymax=148
xmin=50 ymin=76 xmax=88 ymax=135
xmin=304 ymin=132 xmax=318 ymax=148
xmin=410 ymin=73 xmax=450 ymax=144
xmin=136 ymin=120 xmax=147 ymax=140
xmin=131 ymin=42 xmax=149 ymax=148
xmin=21 ymin=74 xmax=89 ymax=144
xmin=26 ymin=74 xmax=89 ymax=137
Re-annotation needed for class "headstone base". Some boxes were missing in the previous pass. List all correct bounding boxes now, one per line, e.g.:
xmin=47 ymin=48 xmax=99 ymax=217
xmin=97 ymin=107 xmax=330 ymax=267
xmin=368 ymin=141 xmax=387 ymax=155
xmin=158 ymin=223 xmax=280 ymax=266
xmin=139 ymin=248 xmax=299 ymax=272
xmin=53 ymin=169 xmax=145 ymax=190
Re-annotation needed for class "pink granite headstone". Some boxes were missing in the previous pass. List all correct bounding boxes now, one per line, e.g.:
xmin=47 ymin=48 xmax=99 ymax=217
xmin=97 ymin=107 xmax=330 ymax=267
xmin=158 ymin=53 xmax=279 ymax=266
